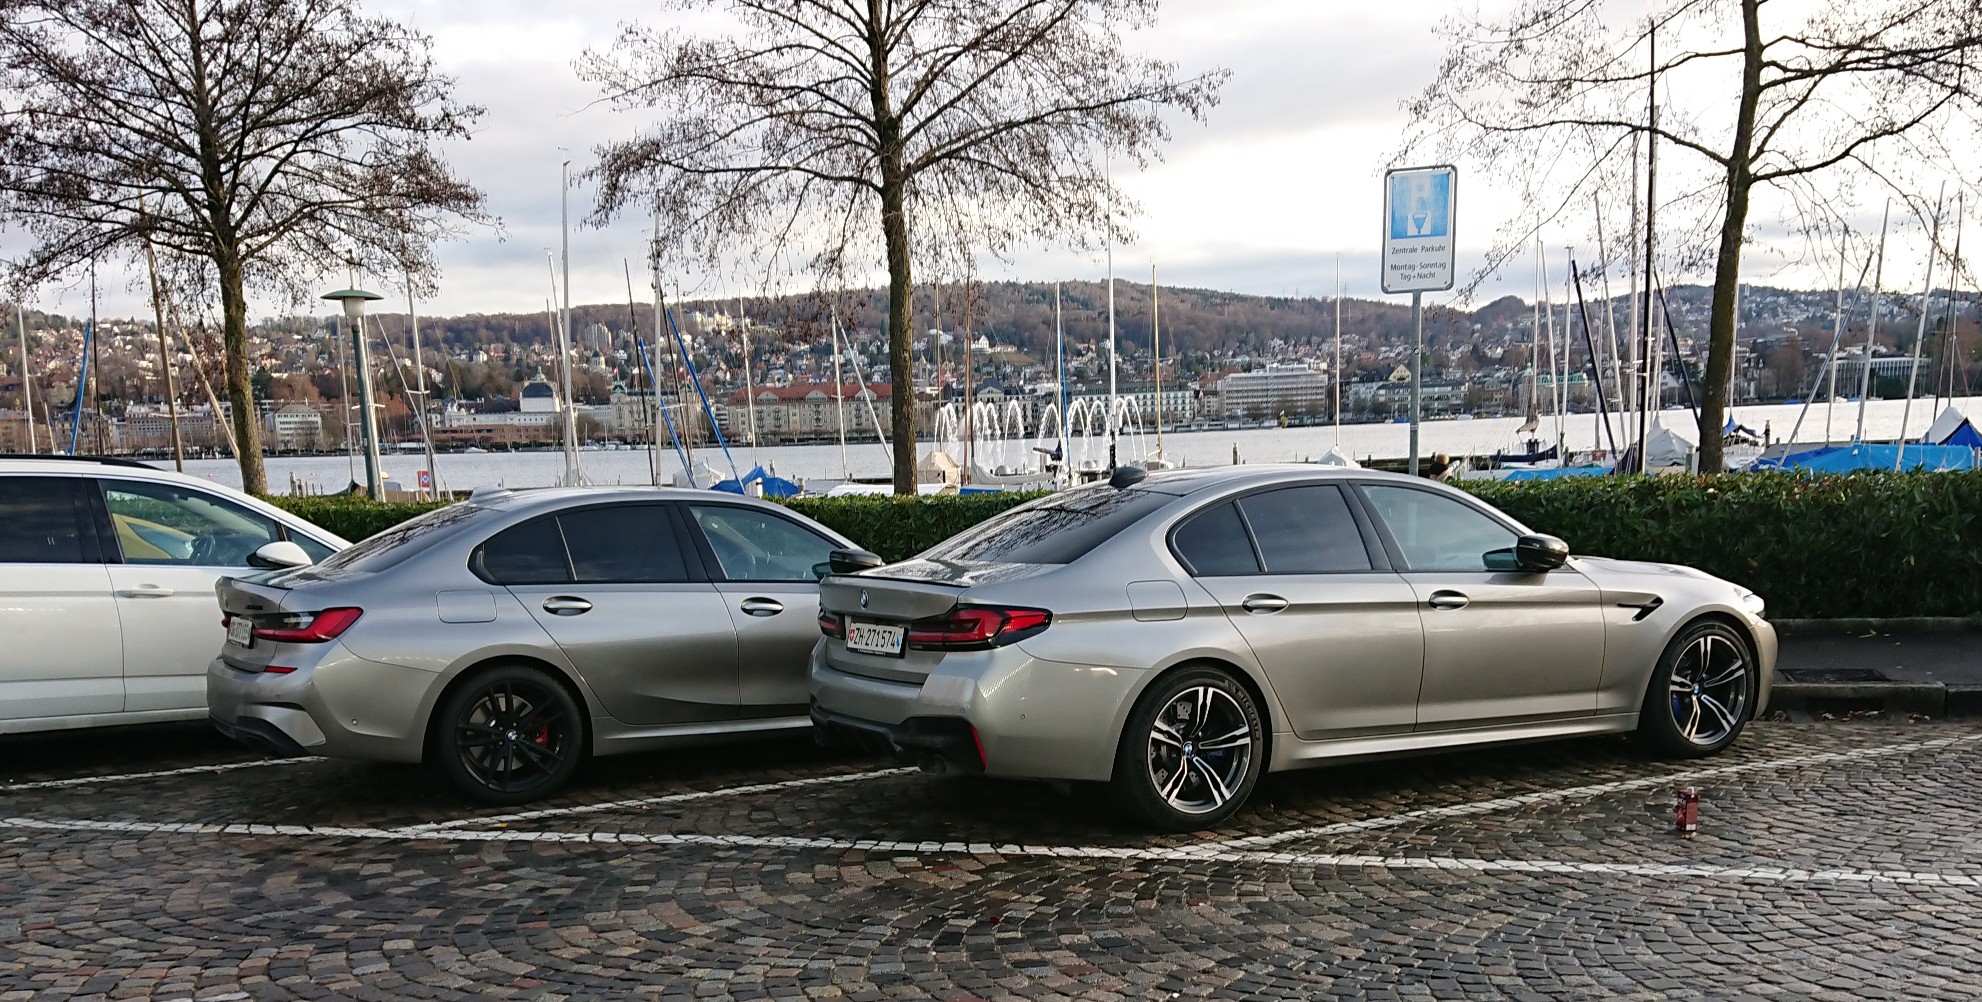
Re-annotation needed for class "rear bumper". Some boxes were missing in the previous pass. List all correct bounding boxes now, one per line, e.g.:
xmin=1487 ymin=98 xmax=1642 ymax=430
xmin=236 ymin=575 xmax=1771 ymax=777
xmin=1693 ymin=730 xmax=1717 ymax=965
xmin=209 ymin=712 xmax=311 ymax=758
xmin=810 ymin=703 xmax=983 ymax=774
xmin=205 ymin=647 xmax=435 ymax=764
xmin=807 ymin=642 xmax=1150 ymax=783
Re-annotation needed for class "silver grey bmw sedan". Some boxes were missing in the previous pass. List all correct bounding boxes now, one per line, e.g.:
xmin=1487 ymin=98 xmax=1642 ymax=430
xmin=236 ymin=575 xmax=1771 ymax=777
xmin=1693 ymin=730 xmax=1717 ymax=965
xmin=810 ymin=465 xmax=1775 ymax=831
xmin=208 ymin=487 xmax=854 ymax=803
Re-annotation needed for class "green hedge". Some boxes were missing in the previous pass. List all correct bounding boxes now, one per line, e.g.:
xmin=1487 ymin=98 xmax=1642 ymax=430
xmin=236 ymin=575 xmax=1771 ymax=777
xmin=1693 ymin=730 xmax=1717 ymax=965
xmin=782 ymin=493 xmax=1043 ymax=562
xmin=266 ymin=474 xmax=1982 ymax=619
xmin=1464 ymin=472 xmax=1982 ymax=619
xmin=268 ymin=495 xmax=452 ymax=542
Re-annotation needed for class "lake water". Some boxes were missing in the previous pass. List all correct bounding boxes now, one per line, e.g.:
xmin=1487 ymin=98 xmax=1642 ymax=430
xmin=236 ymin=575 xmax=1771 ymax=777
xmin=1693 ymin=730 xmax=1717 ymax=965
xmin=174 ymin=394 xmax=1982 ymax=495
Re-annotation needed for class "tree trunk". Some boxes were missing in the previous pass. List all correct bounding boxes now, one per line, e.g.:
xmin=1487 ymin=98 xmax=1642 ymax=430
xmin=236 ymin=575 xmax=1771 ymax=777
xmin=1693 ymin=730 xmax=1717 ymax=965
xmin=881 ymin=169 xmax=916 ymax=495
xmin=1697 ymin=0 xmax=1764 ymax=475
xmin=218 ymin=250 xmax=267 ymax=494
xmin=866 ymin=0 xmax=916 ymax=495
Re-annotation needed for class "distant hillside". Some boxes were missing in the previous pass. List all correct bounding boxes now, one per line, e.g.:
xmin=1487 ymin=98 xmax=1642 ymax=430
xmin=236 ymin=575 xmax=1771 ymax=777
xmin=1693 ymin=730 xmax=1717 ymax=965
xmin=350 ymin=280 xmax=1977 ymax=362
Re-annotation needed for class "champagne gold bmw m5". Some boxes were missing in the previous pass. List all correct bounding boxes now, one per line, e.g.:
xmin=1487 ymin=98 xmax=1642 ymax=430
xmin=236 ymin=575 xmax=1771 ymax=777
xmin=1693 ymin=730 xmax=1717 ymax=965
xmin=810 ymin=465 xmax=1773 ymax=831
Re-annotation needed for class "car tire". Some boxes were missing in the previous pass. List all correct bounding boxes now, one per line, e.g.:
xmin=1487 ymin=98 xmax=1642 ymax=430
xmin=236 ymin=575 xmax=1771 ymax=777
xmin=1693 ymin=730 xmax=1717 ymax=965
xmin=433 ymin=664 xmax=585 ymax=805
xmin=1633 ymin=620 xmax=1756 ymax=759
xmin=1109 ymin=666 xmax=1264 ymax=832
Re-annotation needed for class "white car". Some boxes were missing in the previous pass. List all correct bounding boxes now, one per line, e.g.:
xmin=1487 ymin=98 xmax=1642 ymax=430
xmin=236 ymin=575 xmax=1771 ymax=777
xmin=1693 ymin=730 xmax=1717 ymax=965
xmin=0 ymin=456 xmax=348 ymax=733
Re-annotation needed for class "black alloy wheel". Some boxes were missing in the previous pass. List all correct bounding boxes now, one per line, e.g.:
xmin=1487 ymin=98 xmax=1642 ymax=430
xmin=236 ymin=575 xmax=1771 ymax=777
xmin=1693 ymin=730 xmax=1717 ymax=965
xmin=435 ymin=664 xmax=584 ymax=805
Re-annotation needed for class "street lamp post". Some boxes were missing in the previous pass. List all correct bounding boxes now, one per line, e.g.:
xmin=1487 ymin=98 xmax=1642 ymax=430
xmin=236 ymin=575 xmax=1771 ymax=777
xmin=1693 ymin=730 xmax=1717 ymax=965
xmin=323 ymin=286 xmax=385 ymax=498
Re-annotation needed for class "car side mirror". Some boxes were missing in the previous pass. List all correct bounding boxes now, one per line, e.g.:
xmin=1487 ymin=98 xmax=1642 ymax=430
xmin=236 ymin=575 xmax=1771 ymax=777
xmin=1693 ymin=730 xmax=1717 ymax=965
xmin=828 ymin=547 xmax=886 ymax=575
xmin=1512 ymin=533 xmax=1570 ymax=572
xmin=248 ymin=540 xmax=314 ymax=570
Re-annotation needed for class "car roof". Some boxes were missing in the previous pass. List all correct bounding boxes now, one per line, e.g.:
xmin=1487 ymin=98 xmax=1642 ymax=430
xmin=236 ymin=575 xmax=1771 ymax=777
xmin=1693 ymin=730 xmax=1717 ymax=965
xmin=1135 ymin=463 xmax=1424 ymax=495
xmin=470 ymin=484 xmax=776 ymax=510
xmin=0 ymin=455 xmax=354 ymax=546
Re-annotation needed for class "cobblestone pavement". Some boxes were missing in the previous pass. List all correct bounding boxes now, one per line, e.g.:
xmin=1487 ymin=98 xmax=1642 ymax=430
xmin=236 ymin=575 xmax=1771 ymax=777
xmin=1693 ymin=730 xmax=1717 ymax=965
xmin=2 ymin=720 xmax=1979 ymax=1000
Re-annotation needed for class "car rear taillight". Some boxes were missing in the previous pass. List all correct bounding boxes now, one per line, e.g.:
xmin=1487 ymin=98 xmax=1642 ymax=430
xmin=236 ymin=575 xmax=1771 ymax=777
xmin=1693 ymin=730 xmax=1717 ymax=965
xmin=818 ymin=612 xmax=845 ymax=639
xmin=905 ymin=606 xmax=1050 ymax=651
xmin=251 ymin=607 xmax=363 ymax=644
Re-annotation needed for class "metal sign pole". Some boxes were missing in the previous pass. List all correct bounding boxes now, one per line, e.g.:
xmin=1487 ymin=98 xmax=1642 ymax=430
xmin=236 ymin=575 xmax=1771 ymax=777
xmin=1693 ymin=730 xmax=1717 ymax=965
xmin=1382 ymin=164 xmax=1456 ymax=478
xmin=1410 ymin=291 xmax=1422 ymax=475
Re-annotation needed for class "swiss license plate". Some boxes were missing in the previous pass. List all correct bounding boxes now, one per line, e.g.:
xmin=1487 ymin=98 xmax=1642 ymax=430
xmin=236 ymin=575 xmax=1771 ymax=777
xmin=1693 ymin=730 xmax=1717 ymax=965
xmin=845 ymin=619 xmax=905 ymax=658
xmin=226 ymin=615 xmax=254 ymax=649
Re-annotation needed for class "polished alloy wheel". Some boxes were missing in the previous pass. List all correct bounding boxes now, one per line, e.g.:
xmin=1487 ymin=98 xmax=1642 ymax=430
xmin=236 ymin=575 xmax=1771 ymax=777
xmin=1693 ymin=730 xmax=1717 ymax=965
xmin=1667 ymin=633 xmax=1749 ymax=746
xmin=452 ymin=678 xmax=575 ymax=794
xmin=1145 ymin=684 xmax=1256 ymax=816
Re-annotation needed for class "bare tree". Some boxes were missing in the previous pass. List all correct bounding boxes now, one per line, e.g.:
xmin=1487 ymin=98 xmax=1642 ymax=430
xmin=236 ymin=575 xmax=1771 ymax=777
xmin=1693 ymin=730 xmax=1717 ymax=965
xmin=1405 ymin=0 xmax=1982 ymax=472
xmin=0 ymin=0 xmax=488 ymax=493
xmin=580 ymin=0 xmax=1223 ymax=493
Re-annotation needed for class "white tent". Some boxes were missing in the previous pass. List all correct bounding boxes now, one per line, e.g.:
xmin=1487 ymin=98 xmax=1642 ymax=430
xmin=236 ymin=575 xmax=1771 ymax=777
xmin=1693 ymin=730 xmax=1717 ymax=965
xmin=1312 ymin=445 xmax=1360 ymax=468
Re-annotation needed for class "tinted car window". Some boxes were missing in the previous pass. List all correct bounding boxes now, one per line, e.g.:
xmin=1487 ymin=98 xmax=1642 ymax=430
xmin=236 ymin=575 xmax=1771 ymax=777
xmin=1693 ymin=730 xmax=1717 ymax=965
xmin=0 ymin=476 xmax=93 ymax=563
xmin=688 ymin=505 xmax=835 ymax=581
xmin=1237 ymin=485 xmax=1372 ymax=573
xmin=291 ymin=503 xmax=484 ymax=581
xmin=478 ymin=516 xmax=571 ymax=585
xmin=1171 ymin=502 xmax=1261 ymax=576
xmin=99 ymin=479 xmax=280 ymax=566
xmin=561 ymin=504 xmax=688 ymax=583
xmin=919 ymin=485 xmax=1174 ymax=565
xmin=1361 ymin=485 xmax=1518 ymax=572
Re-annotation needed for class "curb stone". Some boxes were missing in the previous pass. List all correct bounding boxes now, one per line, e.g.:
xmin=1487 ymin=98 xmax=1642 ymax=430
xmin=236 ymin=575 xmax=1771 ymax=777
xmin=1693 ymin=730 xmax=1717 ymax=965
xmin=1769 ymin=679 xmax=1978 ymax=720
xmin=1773 ymin=616 xmax=1982 ymax=636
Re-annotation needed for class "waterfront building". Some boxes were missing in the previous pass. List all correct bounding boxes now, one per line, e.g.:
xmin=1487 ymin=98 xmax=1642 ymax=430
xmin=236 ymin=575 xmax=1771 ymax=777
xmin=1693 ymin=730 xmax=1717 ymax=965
xmin=1217 ymin=363 xmax=1330 ymax=421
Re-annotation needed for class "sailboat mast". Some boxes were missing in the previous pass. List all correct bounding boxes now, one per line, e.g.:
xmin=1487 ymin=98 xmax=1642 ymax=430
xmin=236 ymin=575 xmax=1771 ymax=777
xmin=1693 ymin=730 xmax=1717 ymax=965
xmin=1896 ymin=194 xmax=1945 ymax=468
xmin=142 ymin=238 xmax=183 ymax=471
xmin=1542 ymin=243 xmax=1558 ymax=454
xmin=1938 ymin=195 xmax=1966 ymax=406
xmin=557 ymin=164 xmax=581 ymax=486
xmin=407 ymin=282 xmax=440 ymax=499
xmin=1152 ymin=264 xmax=1163 ymax=460
xmin=740 ymin=306 xmax=759 ymax=453
xmin=963 ymin=271 xmax=975 ymax=478
xmin=14 ymin=302 xmax=31 ymax=454
xmin=1561 ymin=249 xmax=1572 ymax=457
xmin=1105 ymin=150 xmax=1117 ymax=469
xmin=1334 ymin=254 xmax=1344 ymax=444
xmin=1856 ymin=201 xmax=1892 ymax=443
xmin=1056 ymin=282 xmax=1069 ymax=478
xmin=1625 ymin=129 xmax=1641 ymax=427
xmin=831 ymin=313 xmax=851 ymax=479
xmin=547 ymin=250 xmax=580 ymax=485
xmin=1530 ymin=242 xmax=1541 ymax=427
xmin=1638 ymin=19 xmax=1658 ymax=471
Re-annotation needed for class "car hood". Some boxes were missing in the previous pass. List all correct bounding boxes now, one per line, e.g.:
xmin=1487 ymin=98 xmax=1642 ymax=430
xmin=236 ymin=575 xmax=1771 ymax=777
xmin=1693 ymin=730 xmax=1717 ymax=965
xmin=1572 ymin=554 xmax=1746 ymax=592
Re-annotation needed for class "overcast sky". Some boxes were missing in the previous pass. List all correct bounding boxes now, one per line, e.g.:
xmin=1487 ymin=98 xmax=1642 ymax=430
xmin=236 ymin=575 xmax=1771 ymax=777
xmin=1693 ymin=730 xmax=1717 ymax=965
xmin=26 ymin=0 xmax=1961 ymax=323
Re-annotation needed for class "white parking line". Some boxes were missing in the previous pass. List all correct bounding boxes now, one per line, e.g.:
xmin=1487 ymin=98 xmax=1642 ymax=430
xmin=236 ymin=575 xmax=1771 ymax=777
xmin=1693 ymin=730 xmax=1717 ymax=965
xmin=1200 ymin=732 xmax=1982 ymax=852
xmin=0 ymin=757 xmax=314 ymax=793
xmin=397 ymin=766 xmax=917 ymax=832
xmin=0 ymin=815 xmax=1972 ymax=888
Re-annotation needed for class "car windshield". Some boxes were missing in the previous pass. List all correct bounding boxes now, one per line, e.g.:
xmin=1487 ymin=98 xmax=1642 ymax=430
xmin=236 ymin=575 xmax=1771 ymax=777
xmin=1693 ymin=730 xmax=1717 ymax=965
xmin=917 ymin=485 xmax=1173 ymax=565
xmin=280 ymin=503 xmax=484 ymax=581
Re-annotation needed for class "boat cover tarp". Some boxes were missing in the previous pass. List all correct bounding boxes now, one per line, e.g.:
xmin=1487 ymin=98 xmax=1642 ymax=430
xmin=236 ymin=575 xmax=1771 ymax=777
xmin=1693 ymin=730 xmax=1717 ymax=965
xmin=1502 ymin=464 xmax=1610 ymax=482
xmin=711 ymin=464 xmax=802 ymax=498
xmin=1922 ymin=406 xmax=1982 ymax=447
xmin=1752 ymin=443 xmax=1978 ymax=473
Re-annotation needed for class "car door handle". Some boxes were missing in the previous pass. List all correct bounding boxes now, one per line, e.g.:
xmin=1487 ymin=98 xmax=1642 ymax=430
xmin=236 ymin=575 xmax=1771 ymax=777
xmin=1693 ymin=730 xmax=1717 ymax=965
xmin=541 ymin=597 xmax=593 ymax=615
xmin=1427 ymin=590 xmax=1470 ymax=611
xmin=116 ymin=585 xmax=174 ymax=598
xmin=1240 ymin=594 xmax=1288 ymax=614
xmin=739 ymin=597 xmax=785 ymax=617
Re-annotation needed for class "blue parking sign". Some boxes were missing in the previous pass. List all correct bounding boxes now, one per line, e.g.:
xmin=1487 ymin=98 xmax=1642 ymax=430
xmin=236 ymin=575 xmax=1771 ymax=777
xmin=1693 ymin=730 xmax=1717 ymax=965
xmin=1389 ymin=171 xmax=1451 ymax=240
